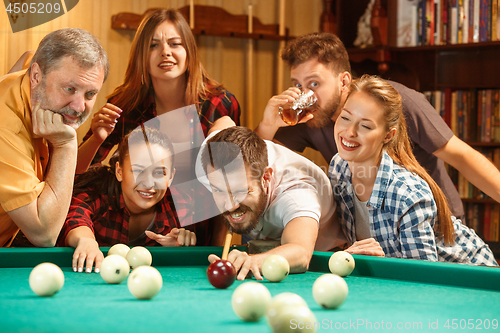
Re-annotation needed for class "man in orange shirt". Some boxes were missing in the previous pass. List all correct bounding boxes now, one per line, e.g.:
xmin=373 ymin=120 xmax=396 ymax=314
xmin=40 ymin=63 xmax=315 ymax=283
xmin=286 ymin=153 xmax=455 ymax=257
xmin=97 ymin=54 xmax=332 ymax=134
xmin=0 ymin=28 xmax=109 ymax=247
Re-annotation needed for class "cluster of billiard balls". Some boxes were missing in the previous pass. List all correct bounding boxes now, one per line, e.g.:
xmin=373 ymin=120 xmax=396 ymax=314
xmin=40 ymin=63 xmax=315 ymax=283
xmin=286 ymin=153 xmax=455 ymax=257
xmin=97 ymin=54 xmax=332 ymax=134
xmin=209 ymin=251 xmax=355 ymax=333
xmin=29 ymin=246 xmax=355 ymax=330
xmin=29 ymin=244 xmax=163 ymax=300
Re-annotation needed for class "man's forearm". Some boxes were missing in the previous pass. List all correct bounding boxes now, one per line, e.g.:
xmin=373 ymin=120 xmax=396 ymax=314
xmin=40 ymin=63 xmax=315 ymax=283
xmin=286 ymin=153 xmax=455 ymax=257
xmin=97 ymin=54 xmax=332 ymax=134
xmin=35 ymin=141 xmax=78 ymax=245
xmin=255 ymin=242 xmax=314 ymax=273
xmin=254 ymin=121 xmax=279 ymax=141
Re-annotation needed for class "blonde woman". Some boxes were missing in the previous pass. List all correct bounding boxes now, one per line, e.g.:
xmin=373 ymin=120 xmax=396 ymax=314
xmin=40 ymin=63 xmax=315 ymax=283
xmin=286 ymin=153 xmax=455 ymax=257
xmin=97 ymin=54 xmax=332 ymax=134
xmin=330 ymin=75 xmax=497 ymax=266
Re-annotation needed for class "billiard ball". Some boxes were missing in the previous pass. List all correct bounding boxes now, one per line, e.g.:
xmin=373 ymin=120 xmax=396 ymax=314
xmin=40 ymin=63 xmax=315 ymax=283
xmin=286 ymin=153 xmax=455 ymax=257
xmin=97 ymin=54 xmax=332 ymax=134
xmin=100 ymin=254 xmax=130 ymax=284
xmin=126 ymin=246 xmax=152 ymax=269
xmin=328 ymin=251 xmax=355 ymax=277
xmin=127 ymin=266 xmax=163 ymax=300
xmin=206 ymin=259 xmax=236 ymax=289
xmin=107 ymin=243 xmax=130 ymax=258
xmin=267 ymin=292 xmax=308 ymax=328
xmin=29 ymin=263 xmax=65 ymax=297
xmin=312 ymin=273 xmax=348 ymax=309
xmin=232 ymin=281 xmax=272 ymax=322
xmin=268 ymin=305 xmax=317 ymax=333
xmin=261 ymin=254 xmax=290 ymax=282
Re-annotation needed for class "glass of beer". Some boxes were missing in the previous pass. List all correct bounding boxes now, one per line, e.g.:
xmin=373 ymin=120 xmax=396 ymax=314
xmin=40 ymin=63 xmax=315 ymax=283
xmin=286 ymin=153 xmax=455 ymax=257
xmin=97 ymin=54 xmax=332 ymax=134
xmin=278 ymin=90 xmax=318 ymax=126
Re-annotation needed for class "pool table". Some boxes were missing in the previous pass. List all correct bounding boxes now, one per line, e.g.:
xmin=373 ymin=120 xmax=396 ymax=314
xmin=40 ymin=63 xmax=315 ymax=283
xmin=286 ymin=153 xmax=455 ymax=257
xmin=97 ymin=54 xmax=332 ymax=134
xmin=0 ymin=247 xmax=499 ymax=333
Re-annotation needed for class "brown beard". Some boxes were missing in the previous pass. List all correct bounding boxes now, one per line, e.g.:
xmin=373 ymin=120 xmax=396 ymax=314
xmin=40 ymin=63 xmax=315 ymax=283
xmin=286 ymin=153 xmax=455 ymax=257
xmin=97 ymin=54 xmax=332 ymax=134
xmin=307 ymin=94 xmax=342 ymax=128
xmin=221 ymin=187 xmax=267 ymax=234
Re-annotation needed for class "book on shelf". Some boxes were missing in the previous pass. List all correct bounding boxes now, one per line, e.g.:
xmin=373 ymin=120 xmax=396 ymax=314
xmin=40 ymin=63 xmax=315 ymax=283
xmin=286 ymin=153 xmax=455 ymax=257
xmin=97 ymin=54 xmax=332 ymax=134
xmin=493 ymin=0 xmax=499 ymax=40
xmin=424 ymin=88 xmax=500 ymax=142
xmin=483 ymin=203 xmax=492 ymax=240
xmin=451 ymin=91 xmax=459 ymax=134
xmin=493 ymin=90 xmax=500 ymax=141
xmin=466 ymin=203 xmax=481 ymax=233
xmin=491 ymin=204 xmax=500 ymax=241
xmin=485 ymin=89 xmax=492 ymax=142
xmin=474 ymin=0 xmax=481 ymax=42
xmin=389 ymin=0 xmax=420 ymax=46
xmin=468 ymin=89 xmax=478 ymax=143
xmin=390 ymin=0 xmax=499 ymax=45
xmin=479 ymin=0 xmax=492 ymax=42
xmin=437 ymin=0 xmax=443 ymax=43
xmin=458 ymin=0 xmax=464 ymax=43
xmin=462 ymin=0 xmax=470 ymax=43
xmin=443 ymin=0 xmax=450 ymax=43
xmin=451 ymin=0 xmax=459 ymax=43
xmin=468 ymin=0 xmax=475 ymax=42
xmin=419 ymin=0 xmax=428 ymax=44
xmin=444 ymin=88 xmax=453 ymax=127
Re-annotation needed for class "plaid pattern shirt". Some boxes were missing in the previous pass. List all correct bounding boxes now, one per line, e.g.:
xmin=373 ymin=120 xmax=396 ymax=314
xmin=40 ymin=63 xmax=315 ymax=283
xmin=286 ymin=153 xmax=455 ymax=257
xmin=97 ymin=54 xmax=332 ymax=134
xmin=83 ymin=88 xmax=241 ymax=165
xmin=58 ymin=187 xmax=192 ymax=247
xmin=330 ymin=151 xmax=498 ymax=266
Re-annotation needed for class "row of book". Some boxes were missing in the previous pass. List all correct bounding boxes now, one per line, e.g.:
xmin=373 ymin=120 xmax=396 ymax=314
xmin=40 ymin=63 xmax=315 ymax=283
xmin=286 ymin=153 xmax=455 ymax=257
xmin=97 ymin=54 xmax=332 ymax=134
xmin=392 ymin=0 xmax=500 ymax=47
xmin=444 ymin=148 xmax=500 ymax=200
xmin=466 ymin=203 xmax=500 ymax=241
xmin=423 ymin=89 xmax=500 ymax=142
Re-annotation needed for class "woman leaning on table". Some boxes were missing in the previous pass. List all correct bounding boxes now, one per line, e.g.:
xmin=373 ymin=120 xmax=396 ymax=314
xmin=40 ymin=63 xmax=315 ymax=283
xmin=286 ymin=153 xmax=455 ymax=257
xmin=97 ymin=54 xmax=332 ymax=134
xmin=330 ymin=74 xmax=498 ymax=266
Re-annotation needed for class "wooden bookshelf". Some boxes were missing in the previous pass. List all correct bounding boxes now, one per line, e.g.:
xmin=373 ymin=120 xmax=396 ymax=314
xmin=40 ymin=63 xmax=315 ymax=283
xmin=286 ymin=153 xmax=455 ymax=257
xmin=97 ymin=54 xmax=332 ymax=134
xmin=346 ymin=41 xmax=500 ymax=92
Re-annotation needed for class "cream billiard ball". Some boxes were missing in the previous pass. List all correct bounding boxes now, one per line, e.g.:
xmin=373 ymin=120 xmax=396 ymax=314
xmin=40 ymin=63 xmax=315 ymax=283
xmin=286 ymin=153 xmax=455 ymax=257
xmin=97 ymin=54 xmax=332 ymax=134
xmin=312 ymin=273 xmax=348 ymax=309
xmin=267 ymin=292 xmax=308 ymax=328
xmin=232 ymin=281 xmax=272 ymax=322
xmin=269 ymin=305 xmax=317 ymax=333
xmin=29 ymin=263 xmax=65 ymax=297
xmin=262 ymin=254 xmax=290 ymax=283
xmin=328 ymin=251 xmax=355 ymax=277
xmin=127 ymin=266 xmax=163 ymax=300
xmin=107 ymin=244 xmax=130 ymax=258
xmin=100 ymin=254 xmax=130 ymax=284
xmin=126 ymin=246 xmax=152 ymax=269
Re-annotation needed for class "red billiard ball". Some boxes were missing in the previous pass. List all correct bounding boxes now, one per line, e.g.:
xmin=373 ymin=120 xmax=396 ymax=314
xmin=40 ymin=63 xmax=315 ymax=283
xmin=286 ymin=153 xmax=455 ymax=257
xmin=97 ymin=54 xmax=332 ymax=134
xmin=207 ymin=260 xmax=236 ymax=289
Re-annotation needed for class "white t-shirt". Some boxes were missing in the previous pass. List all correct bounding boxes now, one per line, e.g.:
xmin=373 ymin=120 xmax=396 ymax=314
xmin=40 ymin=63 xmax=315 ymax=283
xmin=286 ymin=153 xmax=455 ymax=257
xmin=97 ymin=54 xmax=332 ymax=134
xmin=353 ymin=195 xmax=371 ymax=240
xmin=195 ymin=131 xmax=346 ymax=251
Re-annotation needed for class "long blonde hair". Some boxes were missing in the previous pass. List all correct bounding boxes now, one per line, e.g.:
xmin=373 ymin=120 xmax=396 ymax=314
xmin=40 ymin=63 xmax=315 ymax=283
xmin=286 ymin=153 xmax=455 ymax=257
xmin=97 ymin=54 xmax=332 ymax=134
xmin=108 ymin=8 xmax=222 ymax=112
xmin=348 ymin=75 xmax=455 ymax=245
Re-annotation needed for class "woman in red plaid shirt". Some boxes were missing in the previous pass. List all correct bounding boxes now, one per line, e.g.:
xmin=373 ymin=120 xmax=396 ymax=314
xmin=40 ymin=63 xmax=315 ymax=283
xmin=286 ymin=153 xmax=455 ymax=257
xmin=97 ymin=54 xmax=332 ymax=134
xmin=76 ymin=8 xmax=241 ymax=246
xmin=58 ymin=126 xmax=196 ymax=274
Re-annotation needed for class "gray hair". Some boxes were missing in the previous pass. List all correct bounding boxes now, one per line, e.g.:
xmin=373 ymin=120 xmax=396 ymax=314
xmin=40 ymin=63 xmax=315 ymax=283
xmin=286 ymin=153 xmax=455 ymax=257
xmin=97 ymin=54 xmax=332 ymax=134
xmin=29 ymin=28 xmax=109 ymax=81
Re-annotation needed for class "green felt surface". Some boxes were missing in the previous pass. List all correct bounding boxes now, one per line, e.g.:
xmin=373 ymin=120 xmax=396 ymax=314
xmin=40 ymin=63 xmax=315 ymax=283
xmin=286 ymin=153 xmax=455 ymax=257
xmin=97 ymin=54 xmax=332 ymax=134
xmin=0 ymin=247 xmax=499 ymax=333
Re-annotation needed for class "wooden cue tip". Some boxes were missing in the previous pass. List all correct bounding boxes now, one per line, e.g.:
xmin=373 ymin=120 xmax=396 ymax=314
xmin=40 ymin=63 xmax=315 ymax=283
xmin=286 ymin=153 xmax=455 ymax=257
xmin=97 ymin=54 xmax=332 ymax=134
xmin=221 ymin=230 xmax=233 ymax=260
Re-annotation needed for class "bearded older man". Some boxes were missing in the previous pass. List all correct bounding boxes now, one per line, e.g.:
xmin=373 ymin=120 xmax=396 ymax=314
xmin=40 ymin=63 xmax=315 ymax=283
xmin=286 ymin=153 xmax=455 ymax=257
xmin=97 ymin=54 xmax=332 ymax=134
xmin=0 ymin=28 xmax=109 ymax=247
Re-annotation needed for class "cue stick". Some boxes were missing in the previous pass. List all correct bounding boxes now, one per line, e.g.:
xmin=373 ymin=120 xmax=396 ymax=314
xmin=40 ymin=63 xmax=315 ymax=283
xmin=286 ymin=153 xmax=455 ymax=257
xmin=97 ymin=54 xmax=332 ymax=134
xmin=222 ymin=229 xmax=233 ymax=260
xmin=207 ymin=142 xmax=236 ymax=261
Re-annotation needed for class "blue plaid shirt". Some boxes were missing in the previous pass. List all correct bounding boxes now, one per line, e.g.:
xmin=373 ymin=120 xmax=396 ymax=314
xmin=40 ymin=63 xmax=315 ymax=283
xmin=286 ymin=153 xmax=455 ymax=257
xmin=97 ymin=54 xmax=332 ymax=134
xmin=329 ymin=151 xmax=497 ymax=266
